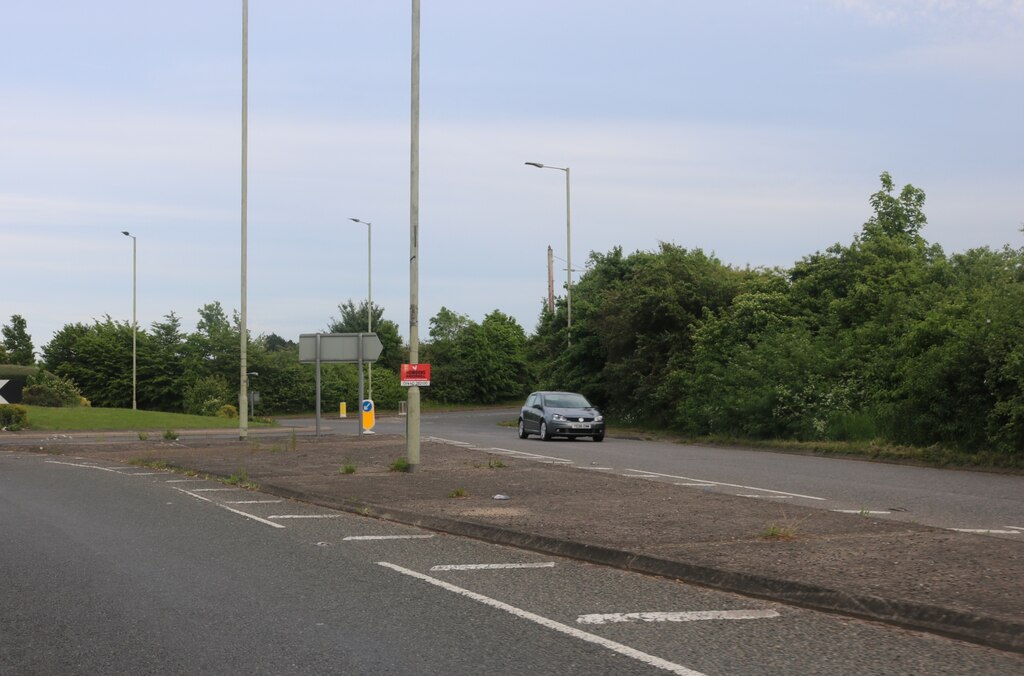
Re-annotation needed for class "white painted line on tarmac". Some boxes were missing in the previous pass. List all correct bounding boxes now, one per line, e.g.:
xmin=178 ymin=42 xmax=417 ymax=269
xmin=46 ymin=461 xmax=121 ymax=473
xmin=171 ymin=487 xmax=285 ymax=529
xmin=832 ymin=510 xmax=892 ymax=515
xmin=268 ymin=514 xmax=343 ymax=520
xmin=1006 ymin=526 xmax=1024 ymax=531
xmin=952 ymin=528 xmax=1020 ymax=534
xmin=190 ymin=488 xmax=237 ymax=492
xmin=345 ymin=535 xmax=435 ymax=541
xmin=228 ymin=500 xmax=284 ymax=504
xmin=377 ymin=562 xmax=705 ymax=676
xmin=434 ymin=439 xmax=574 ymax=464
xmin=430 ymin=562 xmax=556 ymax=571
xmin=124 ymin=472 xmax=163 ymax=476
xmin=165 ymin=479 xmax=207 ymax=483
xmin=674 ymin=483 xmax=716 ymax=487
xmin=625 ymin=469 xmax=826 ymax=501
xmin=577 ymin=610 xmax=780 ymax=625
xmin=738 ymin=494 xmax=792 ymax=499
xmin=582 ymin=467 xmax=615 ymax=471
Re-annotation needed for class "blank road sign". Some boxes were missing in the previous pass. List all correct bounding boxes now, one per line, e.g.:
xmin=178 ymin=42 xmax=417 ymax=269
xmin=299 ymin=333 xmax=383 ymax=363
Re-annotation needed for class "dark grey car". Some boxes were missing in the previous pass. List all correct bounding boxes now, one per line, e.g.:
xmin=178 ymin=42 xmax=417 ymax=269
xmin=518 ymin=391 xmax=605 ymax=442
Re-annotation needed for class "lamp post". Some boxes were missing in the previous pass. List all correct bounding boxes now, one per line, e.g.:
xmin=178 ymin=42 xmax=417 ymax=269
xmin=349 ymin=217 xmax=373 ymax=400
xmin=121 ymin=231 xmax=137 ymax=410
xmin=525 ymin=161 xmax=572 ymax=345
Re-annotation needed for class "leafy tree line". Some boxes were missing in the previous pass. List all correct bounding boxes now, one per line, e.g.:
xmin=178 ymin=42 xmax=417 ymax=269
xmin=530 ymin=173 xmax=1024 ymax=455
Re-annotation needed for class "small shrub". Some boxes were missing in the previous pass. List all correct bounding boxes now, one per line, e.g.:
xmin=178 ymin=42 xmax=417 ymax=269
xmin=488 ymin=458 xmax=506 ymax=469
xmin=22 ymin=370 xmax=83 ymax=407
xmin=0 ymin=404 xmax=29 ymax=430
xmin=761 ymin=523 xmax=797 ymax=540
xmin=389 ymin=457 xmax=410 ymax=472
xmin=447 ymin=487 xmax=468 ymax=498
xmin=339 ymin=464 xmax=357 ymax=475
xmin=137 ymin=431 xmax=149 ymax=441
xmin=163 ymin=429 xmax=179 ymax=440
xmin=217 ymin=404 xmax=239 ymax=419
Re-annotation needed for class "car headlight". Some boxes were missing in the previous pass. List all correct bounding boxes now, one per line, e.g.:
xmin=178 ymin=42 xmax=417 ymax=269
xmin=552 ymin=414 xmax=567 ymax=422
xmin=595 ymin=415 xmax=603 ymax=422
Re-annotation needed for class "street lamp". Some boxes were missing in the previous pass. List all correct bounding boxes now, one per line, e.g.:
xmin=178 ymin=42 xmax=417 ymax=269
xmin=349 ymin=217 xmax=373 ymax=400
xmin=121 ymin=231 xmax=137 ymax=410
xmin=525 ymin=161 xmax=572 ymax=345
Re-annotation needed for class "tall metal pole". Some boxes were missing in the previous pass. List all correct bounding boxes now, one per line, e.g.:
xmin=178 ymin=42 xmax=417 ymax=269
xmin=407 ymin=0 xmax=421 ymax=471
xmin=239 ymin=0 xmax=249 ymax=440
xmin=122 ymin=231 xmax=137 ymax=410
xmin=525 ymin=162 xmax=572 ymax=345
xmin=350 ymin=218 xmax=373 ymax=400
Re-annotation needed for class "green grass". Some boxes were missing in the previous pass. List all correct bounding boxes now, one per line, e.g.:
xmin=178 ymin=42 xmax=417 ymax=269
xmin=22 ymin=405 xmax=276 ymax=432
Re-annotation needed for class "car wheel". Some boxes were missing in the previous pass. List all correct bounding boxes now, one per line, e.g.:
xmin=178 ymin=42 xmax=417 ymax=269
xmin=517 ymin=418 xmax=529 ymax=439
xmin=593 ymin=432 xmax=604 ymax=442
xmin=540 ymin=420 xmax=552 ymax=441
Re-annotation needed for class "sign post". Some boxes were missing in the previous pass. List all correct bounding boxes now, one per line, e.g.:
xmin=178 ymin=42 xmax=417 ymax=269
xmin=299 ymin=333 xmax=384 ymax=437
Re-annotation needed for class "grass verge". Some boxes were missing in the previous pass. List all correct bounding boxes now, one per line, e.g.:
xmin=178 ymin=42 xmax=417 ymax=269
xmin=21 ymin=405 xmax=277 ymax=432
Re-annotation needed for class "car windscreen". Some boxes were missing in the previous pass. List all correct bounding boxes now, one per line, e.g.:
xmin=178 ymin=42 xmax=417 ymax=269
xmin=545 ymin=394 xmax=591 ymax=408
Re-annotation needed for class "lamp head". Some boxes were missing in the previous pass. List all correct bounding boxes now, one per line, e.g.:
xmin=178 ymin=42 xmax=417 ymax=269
xmin=121 ymin=231 xmax=131 ymax=236
xmin=524 ymin=162 xmax=544 ymax=168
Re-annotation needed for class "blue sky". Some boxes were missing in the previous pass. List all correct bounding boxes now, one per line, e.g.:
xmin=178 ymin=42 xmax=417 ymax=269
xmin=2 ymin=1 xmax=1022 ymax=351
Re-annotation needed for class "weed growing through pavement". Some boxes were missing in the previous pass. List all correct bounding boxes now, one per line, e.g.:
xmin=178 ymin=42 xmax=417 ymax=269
xmin=163 ymin=429 xmax=179 ymax=440
xmin=488 ymin=458 xmax=506 ymax=469
xmin=448 ymin=488 xmax=468 ymax=498
xmin=222 ymin=468 xmax=258 ymax=489
xmin=137 ymin=431 xmax=149 ymax=441
xmin=390 ymin=457 xmax=410 ymax=472
xmin=760 ymin=508 xmax=810 ymax=540
xmin=340 ymin=464 xmax=357 ymax=475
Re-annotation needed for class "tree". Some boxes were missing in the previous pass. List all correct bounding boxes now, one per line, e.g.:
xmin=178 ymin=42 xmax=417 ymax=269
xmin=2 ymin=315 xmax=35 ymax=365
xmin=327 ymin=299 xmax=404 ymax=372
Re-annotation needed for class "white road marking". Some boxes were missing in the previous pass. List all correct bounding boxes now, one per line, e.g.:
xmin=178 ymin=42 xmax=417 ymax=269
xmin=625 ymin=469 xmax=826 ymax=501
xmin=1006 ymin=526 xmax=1024 ymax=531
xmin=952 ymin=529 xmax=1020 ymax=534
xmin=124 ymin=472 xmax=163 ymax=476
xmin=377 ymin=562 xmax=705 ymax=675
xmin=430 ymin=562 xmax=556 ymax=571
xmin=737 ymin=494 xmax=792 ymax=499
xmin=431 ymin=438 xmax=574 ymax=464
xmin=582 ymin=467 xmax=615 ymax=471
xmin=268 ymin=514 xmax=343 ymax=520
xmin=165 ymin=479 xmax=207 ymax=483
xmin=46 ymin=461 xmax=121 ymax=473
xmin=190 ymin=488 xmax=237 ymax=492
xmin=674 ymin=483 xmax=716 ymax=487
xmin=344 ymin=535 xmax=435 ymax=541
xmin=228 ymin=500 xmax=284 ymax=504
xmin=577 ymin=610 xmax=780 ymax=625
xmin=171 ymin=487 xmax=285 ymax=528
xmin=832 ymin=510 xmax=892 ymax=515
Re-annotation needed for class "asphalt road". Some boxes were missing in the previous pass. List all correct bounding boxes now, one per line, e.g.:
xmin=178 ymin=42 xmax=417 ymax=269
xmin=2 ymin=450 xmax=1020 ymax=675
xmin=327 ymin=407 xmax=1024 ymax=540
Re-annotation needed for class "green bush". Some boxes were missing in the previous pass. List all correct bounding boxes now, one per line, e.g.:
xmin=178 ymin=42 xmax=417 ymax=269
xmin=183 ymin=375 xmax=232 ymax=417
xmin=217 ymin=404 xmax=239 ymax=419
xmin=22 ymin=370 xmax=83 ymax=407
xmin=0 ymin=404 xmax=29 ymax=430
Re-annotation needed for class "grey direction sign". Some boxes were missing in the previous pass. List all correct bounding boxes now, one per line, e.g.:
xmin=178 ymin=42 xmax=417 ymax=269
xmin=299 ymin=333 xmax=383 ymax=363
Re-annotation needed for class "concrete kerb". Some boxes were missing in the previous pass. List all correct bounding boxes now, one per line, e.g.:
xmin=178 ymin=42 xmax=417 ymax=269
xmin=254 ymin=480 xmax=1024 ymax=655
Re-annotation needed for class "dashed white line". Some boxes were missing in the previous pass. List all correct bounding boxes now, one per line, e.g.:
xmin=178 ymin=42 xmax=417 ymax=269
xmin=377 ymin=562 xmax=705 ymax=675
xmin=624 ymin=469 xmax=826 ymax=501
xmin=674 ymin=483 xmax=716 ymax=487
xmin=190 ymin=488 xmax=237 ymax=492
xmin=344 ymin=535 xmax=435 ymax=541
xmin=228 ymin=500 xmax=284 ymax=504
xmin=430 ymin=562 xmax=556 ymax=571
xmin=577 ymin=610 xmax=780 ymax=625
xmin=832 ymin=510 xmax=892 ymax=515
xmin=171 ymin=487 xmax=285 ymax=528
xmin=1006 ymin=526 xmax=1024 ymax=532
xmin=738 ymin=494 xmax=792 ymax=499
xmin=952 ymin=529 xmax=1020 ymax=535
xmin=45 ymin=461 xmax=121 ymax=473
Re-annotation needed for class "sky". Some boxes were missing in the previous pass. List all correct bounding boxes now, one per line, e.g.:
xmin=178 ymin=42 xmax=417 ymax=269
xmin=2 ymin=0 xmax=1022 ymax=353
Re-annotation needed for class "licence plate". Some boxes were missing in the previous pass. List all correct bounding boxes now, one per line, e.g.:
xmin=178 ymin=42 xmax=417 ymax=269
xmin=570 ymin=423 xmax=591 ymax=429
